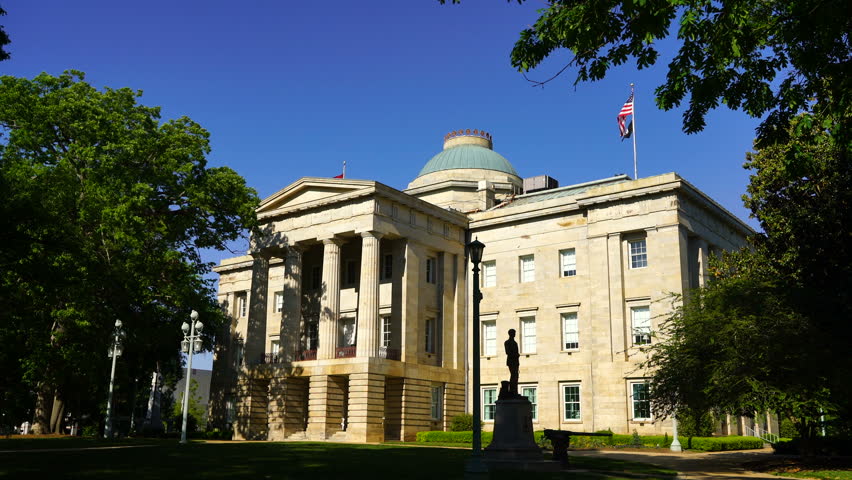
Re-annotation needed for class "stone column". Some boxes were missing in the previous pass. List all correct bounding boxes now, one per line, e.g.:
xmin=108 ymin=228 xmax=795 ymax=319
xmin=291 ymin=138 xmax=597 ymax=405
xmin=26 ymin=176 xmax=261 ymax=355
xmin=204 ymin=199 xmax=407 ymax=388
xmin=347 ymin=373 xmax=386 ymax=442
xmin=244 ymin=252 xmax=271 ymax=367
xmin=279 ymin=246 xmax=304 ymax=363
xmin=356 ymin=231 xmax=383 ymax=358
xmin=400 ymin=377 xmax=432 ymax=441
xmin=697 ymin=238 xmax=710 ymax=287
xmin=319 ymin=237 xmax=343 ymax=360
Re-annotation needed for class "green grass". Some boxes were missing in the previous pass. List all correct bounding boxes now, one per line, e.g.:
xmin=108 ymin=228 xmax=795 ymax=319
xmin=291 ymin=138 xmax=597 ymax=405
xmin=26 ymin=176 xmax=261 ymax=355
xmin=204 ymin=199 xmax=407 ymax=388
xmin=0 ymin=439 xmax=676 ymax=479
xmin=777 ymin=471 xmax=852 ymax=480
xmin=0 ymin=436 xmax=163 ymax=450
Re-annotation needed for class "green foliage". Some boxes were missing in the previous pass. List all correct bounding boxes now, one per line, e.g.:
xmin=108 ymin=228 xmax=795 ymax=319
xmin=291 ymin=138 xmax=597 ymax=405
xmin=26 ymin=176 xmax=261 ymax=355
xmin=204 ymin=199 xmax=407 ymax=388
xmin=449 ymin=413 xmax=481 ymax=432
xmin=779 ymin=418 xmax=799 ymax=439
xmin=0 ymin=7 xmax=9 ymax=62
xmin=444 ymin=0 xmax=851 ymax=145
xmin=0 ymin=71 xmax=258 ymax=431
xmin=415 ymin=430 xmax=493 ymax=444
xmin=630 ymin=429 xmax=642 ymax=447
xmin=172 ymin=379 xmax=205 ymax=431
xmin=773 ymin=437 xmax=852 ymax=456
xmin=677 ymin=410 xmax=715 ymax=437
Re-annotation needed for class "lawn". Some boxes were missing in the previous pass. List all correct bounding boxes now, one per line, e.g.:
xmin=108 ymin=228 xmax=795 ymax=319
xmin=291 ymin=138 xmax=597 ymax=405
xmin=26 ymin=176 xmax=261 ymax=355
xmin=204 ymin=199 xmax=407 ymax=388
xmin=777 ymin=472 xmax=852 ymax=480
xmin=0 ymin=438 xmax=677 ymax=480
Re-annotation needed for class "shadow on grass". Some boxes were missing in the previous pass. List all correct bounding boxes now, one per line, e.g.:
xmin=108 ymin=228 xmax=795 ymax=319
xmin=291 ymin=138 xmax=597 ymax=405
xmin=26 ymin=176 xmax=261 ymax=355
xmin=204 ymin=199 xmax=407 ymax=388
xmin=0 ymin=441 xmax=677 ymax=480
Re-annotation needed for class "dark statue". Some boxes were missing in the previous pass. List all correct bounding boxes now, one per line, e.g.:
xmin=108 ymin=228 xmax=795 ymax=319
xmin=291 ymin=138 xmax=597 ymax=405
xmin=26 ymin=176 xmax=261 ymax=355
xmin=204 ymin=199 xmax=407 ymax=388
xmin=503 ymin=328 xmax=520 ymax=397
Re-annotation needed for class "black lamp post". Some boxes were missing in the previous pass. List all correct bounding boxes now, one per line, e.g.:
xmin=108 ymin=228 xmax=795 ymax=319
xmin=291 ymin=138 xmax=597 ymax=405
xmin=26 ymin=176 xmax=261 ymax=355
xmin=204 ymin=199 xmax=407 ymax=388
xmin=465 ymin=238 xmax=487 ymax=475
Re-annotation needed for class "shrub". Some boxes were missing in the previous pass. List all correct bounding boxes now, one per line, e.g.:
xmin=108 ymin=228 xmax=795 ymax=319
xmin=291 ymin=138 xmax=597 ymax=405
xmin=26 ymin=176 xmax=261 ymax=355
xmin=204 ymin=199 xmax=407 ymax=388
xmin=450 ymin=414 xmax=482 ymax=432
xmin=630 ymin=430 xmax=643 ymax=447
xmin=415 ymin=430 xmax=493 ymax=444
xmin=81 ymin=425 xmax=98 ymax=437
xmin=678 ymin=410 xmax=715 ymax=437
xmin=779 ymin=417 xmax=798 ymax=439
xmin=202 ymin=428 xmax=233 ymax=440
xmin=773 ymin=437 xmax=852 ymax=456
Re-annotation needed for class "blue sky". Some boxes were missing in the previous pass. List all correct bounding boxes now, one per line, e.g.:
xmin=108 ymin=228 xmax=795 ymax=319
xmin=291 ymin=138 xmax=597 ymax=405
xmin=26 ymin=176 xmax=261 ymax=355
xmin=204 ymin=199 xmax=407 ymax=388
xmin=3 ymin=0 xmax=762 ymax=368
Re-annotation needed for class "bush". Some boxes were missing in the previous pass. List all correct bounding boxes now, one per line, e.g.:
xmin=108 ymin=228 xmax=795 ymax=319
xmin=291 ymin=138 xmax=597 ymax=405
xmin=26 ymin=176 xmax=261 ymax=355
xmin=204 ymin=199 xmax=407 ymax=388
xmin=81 ymin=425 xmax=98 ymax=437
xmin=678 ymin=410 xmax=715 ymax=437
xmin=202 ymin=428 xmax=233 ymax=440
xmin=779 ymin=417 xmax=798 ymax=439
xmin=450 ymin=414 xmax=482 ymax=432
xmin=415 ymin=430 xmax=493 ymax=444
xmin=773 ymin=437 xmax=852 ymax=456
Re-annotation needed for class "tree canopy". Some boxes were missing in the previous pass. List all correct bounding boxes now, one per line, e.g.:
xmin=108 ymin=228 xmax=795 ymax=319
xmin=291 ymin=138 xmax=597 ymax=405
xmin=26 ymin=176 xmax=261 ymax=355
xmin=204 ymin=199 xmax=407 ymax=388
xmin=0 ymin=7 xmax=10 ymax=62
xmin=443 ymin=0 xmax=851 ymax=145
xmin=0 ymin=71 xmax=259 ymax=433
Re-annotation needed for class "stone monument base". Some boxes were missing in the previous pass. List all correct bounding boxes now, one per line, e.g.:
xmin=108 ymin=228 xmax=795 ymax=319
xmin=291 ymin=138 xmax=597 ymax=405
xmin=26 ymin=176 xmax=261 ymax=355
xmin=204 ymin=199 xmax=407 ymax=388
xmin=484 ymin=393 xmax=558 ymax=471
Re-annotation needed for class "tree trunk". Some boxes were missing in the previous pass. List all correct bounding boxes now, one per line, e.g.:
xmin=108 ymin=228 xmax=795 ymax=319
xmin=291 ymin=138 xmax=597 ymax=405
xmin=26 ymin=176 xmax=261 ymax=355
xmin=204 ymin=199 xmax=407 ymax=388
xmin=49 ymin=393 xmax=65 ymax=434
xmin=31 ymin=386 xmax=53 ymax=434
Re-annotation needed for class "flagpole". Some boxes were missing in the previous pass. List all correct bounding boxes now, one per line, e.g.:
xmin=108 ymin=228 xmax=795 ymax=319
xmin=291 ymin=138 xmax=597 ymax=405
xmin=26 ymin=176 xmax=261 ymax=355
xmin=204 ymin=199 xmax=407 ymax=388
xmin=631 ymin=83 xmax=638 ymax=180
xmin=343 ymin=160 xmax=346 ymax=179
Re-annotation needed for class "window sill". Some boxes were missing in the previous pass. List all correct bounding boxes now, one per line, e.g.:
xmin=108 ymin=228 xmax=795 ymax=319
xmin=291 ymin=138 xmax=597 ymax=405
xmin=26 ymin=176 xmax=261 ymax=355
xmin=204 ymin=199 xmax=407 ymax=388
xmin=561 ymin=349 xmax=579 ymax=354
xmin=481 ymin=355 xmax=496 ymax=360
xmin=522 ymin=352 xmax=537 ymax=357
xmin=630 ymin=419 xmax=654 ymax=425
xmin=561 ymin=419 xmax=583 ymax=424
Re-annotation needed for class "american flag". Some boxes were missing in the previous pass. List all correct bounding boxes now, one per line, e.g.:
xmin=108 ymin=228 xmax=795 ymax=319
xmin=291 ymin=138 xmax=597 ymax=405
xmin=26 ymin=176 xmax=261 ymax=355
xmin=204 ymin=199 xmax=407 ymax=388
xmin=617 ymin=93 xmax=634 ymax=138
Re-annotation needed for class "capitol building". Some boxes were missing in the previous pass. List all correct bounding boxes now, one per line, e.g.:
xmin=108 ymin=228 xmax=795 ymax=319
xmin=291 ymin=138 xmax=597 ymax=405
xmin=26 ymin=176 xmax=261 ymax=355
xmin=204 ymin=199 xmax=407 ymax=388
xmin=208 ymin=129 xmax=753 ymax=442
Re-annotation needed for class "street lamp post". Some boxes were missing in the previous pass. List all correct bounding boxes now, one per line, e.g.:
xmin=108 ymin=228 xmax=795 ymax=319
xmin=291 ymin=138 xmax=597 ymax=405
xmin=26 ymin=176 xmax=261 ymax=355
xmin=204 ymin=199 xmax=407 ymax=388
xmin=465 ymin=238 xmax=487 ymax=476
xmin=180 ymin=310 xmax=203 ymax=444
xmin=104 ymin=319 xmax=124 ymax=439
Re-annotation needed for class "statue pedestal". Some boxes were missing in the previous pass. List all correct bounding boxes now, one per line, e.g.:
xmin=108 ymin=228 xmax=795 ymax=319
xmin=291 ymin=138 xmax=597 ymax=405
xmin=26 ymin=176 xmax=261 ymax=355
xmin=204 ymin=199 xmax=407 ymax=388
xmin=485 ymin=396 xmax=559 ymax=471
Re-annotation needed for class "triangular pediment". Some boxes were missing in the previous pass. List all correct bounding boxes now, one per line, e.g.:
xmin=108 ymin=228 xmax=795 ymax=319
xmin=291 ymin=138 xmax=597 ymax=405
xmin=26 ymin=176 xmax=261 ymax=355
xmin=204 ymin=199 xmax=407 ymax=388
xmin=257 ymin=177 xmax=376 ymax=215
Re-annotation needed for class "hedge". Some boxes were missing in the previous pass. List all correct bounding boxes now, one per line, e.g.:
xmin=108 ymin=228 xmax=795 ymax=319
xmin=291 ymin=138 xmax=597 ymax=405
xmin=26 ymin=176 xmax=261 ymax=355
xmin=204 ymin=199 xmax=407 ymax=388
xmin=416 ymin=430 xmax=764 ymax=451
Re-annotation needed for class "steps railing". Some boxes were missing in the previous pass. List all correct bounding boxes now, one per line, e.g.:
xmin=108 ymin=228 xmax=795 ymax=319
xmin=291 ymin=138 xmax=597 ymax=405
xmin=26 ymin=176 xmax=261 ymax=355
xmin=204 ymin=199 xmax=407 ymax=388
xmin=745 ymin=424 xmax=779 ymax=444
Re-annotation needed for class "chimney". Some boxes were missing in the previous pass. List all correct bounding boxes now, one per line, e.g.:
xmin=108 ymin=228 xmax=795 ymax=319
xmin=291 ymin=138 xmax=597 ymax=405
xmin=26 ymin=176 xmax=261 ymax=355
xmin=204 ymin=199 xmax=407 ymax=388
xmin=478 ymin=180 xmax=495 ymax=210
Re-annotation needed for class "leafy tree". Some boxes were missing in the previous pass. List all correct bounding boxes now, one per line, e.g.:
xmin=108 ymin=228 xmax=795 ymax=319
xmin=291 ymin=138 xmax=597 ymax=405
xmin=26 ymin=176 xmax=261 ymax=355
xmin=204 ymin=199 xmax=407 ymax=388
xmin=0 ymin=6 xmax=10 ymax=62
xmin=645 ymin=114 xmax=850 ymax=447
xmin=172 ymin=378 xmax=205 ymax=433
xmin=442 ymin=0 xmax=851 ymax=145
xmin=0 ymin=71 xmax=259 ymax=434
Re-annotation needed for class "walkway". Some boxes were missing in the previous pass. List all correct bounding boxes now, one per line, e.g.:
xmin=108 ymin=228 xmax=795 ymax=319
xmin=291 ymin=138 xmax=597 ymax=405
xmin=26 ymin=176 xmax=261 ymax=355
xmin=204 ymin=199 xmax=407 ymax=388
xmin=570 ymin=447 xmax=781 ymax=479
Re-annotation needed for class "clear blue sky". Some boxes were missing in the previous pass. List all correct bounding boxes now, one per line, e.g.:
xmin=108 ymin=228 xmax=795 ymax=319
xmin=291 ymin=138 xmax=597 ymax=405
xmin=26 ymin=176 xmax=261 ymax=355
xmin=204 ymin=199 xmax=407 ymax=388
xmin=3 ymin=0 xmax=762 ymax=368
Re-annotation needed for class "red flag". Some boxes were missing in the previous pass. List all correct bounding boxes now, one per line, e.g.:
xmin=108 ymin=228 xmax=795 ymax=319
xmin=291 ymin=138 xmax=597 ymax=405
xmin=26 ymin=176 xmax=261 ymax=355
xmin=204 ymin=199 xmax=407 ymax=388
xmin=333 ymin=174 xmax=344 ymax=179
xmin=617 ymin=93 xmax=634 ymax=138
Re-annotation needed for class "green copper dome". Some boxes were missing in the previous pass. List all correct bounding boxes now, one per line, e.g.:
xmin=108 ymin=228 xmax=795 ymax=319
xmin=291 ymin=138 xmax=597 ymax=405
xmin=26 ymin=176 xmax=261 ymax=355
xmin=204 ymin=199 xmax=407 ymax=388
xmin=417 ymin=144 xmax=519 ymax=178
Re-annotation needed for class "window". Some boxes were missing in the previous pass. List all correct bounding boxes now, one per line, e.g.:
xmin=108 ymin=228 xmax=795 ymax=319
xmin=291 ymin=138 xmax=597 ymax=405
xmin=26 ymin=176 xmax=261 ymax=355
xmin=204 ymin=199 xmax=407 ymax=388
xmin=383 ymin=254 xmax=393 ymax=280
xmin=560 ymin=249 xmax=577 ymax=277
xmin=425 ymin=318 xmax=435 ymax=353
xmin=482 ymin=320 xmax=497 ymax=356
xmin=233 ymin=342 xmax=244 ymax=368
xmin=311 ymin=266 xmax=321 ymax=290
xmin=443 ymin=223 xmax=450 ymax=237
xmin=631 ymin=306 xmax=651 ymax=345
xmin=520 ymin=316 xmax=536 ymax=353
xmin=236 ymin=293 xmax=247 ymax=317
xmin=270 ymin=339 xmax=280 ymax=356
xmin=338 ymin=317 xmax=356 ymax=347
xmin=427 ymin=218 xmax=433 ymax=233
xmin=381 ymin=315 xmax=391 ymax=348
xmin=345 ymin=260 xmax=358 ymax=285
xmin=562 ymin=384 xmax=581 ymax=420
xmin=430 ymin=385 xmax=443 ymax=420
xmin=305 ymin=319 xmax=319 ymax=350
xmin=561 ymin=312 xmax=579 ymax=350
xmin=521 ymin=386 xmax=538 ymax=421
xmin=519 ymin=255 xmax=535 ymax=283
xmin=409 ymin=210 xmax=416 ymax=226
xmin=482 ymin=260 xmax=496 ymax=287
xmin=391 ymin=204 xmax=398 ymax=218
xmin=273 ymin=291 xmax=284 ymax=313
xmin=225 ymin=397 xmax=236 ymax=424
xmin=426 ymin=257 xmax=437 ymax=284
xmin=483 ymin=388 xmax=497 ymax=421
xmin=629 ymin=239 xmax=648 ymax=269
xmin=630 ymin=381 xmax=651 ymax=420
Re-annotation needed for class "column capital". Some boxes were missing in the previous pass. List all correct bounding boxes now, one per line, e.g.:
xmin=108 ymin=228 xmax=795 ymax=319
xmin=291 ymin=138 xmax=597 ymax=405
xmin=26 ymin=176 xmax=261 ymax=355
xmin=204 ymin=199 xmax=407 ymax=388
xmin=359 ymin=230 xmax=385 ymax=240
xmin=320 ymin=235 xmax=346 ymax=247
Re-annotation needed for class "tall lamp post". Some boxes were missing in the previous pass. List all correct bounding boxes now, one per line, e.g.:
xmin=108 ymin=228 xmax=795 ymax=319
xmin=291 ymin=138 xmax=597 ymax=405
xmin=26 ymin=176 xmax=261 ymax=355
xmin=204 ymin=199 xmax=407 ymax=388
xmin=465 ymin=238 xmax=487 ymax=475
xmin=104 ymin=319 xmax=125 ymax=439
xmin=180 ymin=310 xmax=203 ymax=444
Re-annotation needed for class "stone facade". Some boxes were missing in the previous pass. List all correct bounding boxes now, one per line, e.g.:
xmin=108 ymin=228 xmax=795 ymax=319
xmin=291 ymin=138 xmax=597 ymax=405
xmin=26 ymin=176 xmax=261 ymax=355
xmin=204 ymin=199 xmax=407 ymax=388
xmin=208 ymin=131 xmax=753 ymax=442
